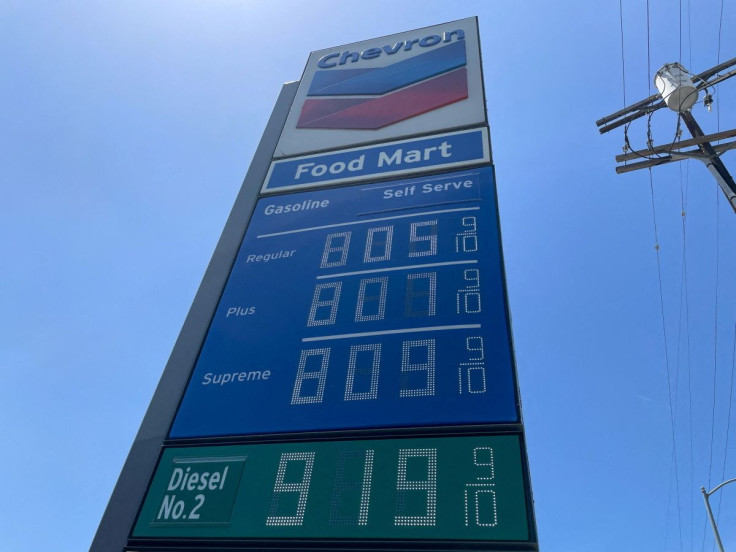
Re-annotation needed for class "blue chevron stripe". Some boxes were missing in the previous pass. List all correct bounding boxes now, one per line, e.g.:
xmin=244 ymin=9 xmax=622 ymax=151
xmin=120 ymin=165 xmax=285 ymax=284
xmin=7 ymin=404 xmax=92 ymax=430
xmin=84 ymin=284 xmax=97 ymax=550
xmin=307 ymin=40 xmax=466 ymax=96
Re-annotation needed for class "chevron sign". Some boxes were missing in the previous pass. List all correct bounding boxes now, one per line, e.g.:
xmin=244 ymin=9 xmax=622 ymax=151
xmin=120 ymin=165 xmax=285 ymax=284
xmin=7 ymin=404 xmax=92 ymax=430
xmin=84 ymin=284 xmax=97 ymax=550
xmin=298 ymin=40 xmax=469 ymax=130
xmin=275 ymin=17 xmax=486 ymax=158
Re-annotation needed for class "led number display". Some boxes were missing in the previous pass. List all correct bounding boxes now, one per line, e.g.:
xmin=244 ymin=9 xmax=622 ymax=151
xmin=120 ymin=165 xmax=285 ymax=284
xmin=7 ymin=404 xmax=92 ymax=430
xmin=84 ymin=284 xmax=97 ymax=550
xmin=170 ymin=167 xmax=518 ymax=438
xmin=132 ymin=434 xmax=531 ymax=542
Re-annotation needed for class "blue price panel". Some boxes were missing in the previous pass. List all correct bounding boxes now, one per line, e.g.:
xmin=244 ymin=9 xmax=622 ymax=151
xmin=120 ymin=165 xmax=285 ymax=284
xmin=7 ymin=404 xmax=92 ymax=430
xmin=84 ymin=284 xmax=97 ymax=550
xmin=170 ymin=167 xmax=518 ymax=438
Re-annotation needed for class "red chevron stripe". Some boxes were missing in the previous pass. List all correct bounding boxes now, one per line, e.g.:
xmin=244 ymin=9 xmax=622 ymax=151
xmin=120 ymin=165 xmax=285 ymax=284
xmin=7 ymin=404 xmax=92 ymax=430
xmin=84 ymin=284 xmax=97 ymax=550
xmin=297 ymin=67 xmax=468 ymax=130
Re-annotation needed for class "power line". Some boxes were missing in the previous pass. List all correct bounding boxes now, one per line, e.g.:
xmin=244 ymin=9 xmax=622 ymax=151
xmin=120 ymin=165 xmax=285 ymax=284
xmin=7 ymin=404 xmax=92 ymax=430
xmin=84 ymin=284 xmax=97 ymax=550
xmin=649 ymin=166 xmax=684 ymax=552
xmin=643 ymin=3 xmax=683 ymax=549
xmin=712 ymin=2 xmax=728 ymax=540
xmin=717 ymin=0 xmax=724 ymax=67
xmin=678 ymin=157 xmax=695 ymax=552
xmin=707 ymin=188 xmax=720 ymax=492
xmin=715 ymin=323 xmax=736 ymax=530
xmin=682 ymin=13 xmax=694 ymax=549
xmin=619 ymin=0 xmax=627 ymax=108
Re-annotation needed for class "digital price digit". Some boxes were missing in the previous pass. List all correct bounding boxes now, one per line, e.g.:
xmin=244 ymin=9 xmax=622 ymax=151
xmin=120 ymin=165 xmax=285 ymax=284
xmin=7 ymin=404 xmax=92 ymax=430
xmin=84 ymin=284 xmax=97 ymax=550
xmin=405 ymin=272 xmax=437 ymax=317
xmin=364 ymin=226 xmax=393 ymax=263
xmin=266 ymin=452 xmax=315 ymax=526
xmin=394 ymin=448 xmax=437 ymax=526
xmin=344 ymin=344 xmax=380 ymax=401
xmin=356 ymin=277 xmax=388 ymax=321
xmin=329 ymin=450 xmax=375 ymax=526
xmin=409 ymin=220 xmax=438 ymax=257
xmin=400 ymin=340 xmax=436 ymax=397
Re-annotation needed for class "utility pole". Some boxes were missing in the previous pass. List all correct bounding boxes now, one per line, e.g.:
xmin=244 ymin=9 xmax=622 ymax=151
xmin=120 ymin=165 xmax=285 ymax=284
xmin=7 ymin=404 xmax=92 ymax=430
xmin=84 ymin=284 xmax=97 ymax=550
xmin=596 ymin=57 xmax=736 ymax=214
xmin=598 ymin=57 xmax=736 ymax=549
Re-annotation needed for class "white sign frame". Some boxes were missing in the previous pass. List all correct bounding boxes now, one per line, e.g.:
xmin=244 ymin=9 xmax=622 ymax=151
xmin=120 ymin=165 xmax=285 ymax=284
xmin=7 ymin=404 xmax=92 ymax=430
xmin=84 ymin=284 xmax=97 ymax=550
xmin=274 ymin=17 xmax=486 ymax=158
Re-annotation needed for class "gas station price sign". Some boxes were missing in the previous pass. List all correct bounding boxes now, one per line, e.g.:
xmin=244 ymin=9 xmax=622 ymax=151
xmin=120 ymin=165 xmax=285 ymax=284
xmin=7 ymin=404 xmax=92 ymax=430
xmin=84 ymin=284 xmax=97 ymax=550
xmin=169 ymin=166 xmax=518 ymax=438
xmin=132 ymin=433 xmax=531 ymax=542
xmin=91 ymin=21 xmax=538 ymax=552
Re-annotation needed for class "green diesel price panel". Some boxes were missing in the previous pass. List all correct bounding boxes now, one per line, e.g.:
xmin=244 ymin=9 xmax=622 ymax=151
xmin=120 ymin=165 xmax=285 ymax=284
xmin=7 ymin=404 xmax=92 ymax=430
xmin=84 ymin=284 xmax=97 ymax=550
xmin=132 ymin=434 xmax=530 ymax=543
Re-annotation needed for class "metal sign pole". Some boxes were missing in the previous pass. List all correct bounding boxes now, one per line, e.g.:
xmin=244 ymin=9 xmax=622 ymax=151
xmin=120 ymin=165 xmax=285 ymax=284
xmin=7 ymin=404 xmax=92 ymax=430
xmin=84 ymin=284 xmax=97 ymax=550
xmin=701 ymin=486 xmax=726 ymax=552
xmin=701 ymin=477 xmax=736 ymax=552
xmin=89 ymin=82 xmax=299 ymax=552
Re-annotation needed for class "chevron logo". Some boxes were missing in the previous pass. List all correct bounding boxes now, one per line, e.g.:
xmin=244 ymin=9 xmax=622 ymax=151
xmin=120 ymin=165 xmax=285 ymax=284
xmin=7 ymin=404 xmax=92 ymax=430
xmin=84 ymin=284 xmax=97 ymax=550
xmin=297 ymin=40 xmax=469 ymax=130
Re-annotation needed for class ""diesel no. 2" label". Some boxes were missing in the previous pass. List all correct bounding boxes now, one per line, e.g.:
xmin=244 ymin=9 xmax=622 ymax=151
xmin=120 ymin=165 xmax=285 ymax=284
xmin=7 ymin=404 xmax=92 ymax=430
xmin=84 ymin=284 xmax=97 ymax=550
xmin=150 ymin=455 xmax=246 ymax=526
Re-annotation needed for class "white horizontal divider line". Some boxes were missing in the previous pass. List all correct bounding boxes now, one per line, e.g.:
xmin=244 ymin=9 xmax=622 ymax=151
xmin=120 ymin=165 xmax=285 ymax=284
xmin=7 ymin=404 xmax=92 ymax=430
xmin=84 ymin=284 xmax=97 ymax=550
xmin=257 ymin=206 xmax=480 ymax=238
xmin=317 ymin=259 xmax=478 ymax=279
xmin=302 ymin=324 xmax=482 ymax=343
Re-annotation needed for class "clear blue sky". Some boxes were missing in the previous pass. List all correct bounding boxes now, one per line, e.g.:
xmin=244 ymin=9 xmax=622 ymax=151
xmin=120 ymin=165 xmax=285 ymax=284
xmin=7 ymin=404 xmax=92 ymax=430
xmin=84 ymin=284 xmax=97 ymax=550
xmin=1 ymin=1 xmax=735 ymax=550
